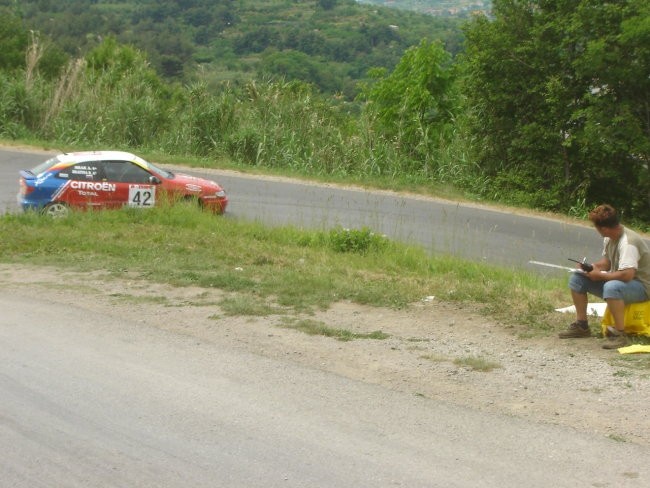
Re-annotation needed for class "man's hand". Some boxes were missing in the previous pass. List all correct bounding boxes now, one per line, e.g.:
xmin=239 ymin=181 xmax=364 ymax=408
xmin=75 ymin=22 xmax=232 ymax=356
xmin=587 ymin=267 xmax=636 ymax=282
xmin=585 ymin=269 xmax=606 ymax=281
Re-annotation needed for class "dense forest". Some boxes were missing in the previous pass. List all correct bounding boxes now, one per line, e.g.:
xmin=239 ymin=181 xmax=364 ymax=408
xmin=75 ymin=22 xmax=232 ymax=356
xmin=1 ymin=0 xmax=649 ymax=223
xmin=358 ymin=0 xmax=491 ymax=17
xmin=5 ymin=0 xmax=465 ymax=98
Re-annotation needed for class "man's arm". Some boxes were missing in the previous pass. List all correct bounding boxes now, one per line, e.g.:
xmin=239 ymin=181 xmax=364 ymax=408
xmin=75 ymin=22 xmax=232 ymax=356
xmin=590 ymin=256 xmax=610 ymax=272
xmin=588 ymin=264 xmax=636 ymax=282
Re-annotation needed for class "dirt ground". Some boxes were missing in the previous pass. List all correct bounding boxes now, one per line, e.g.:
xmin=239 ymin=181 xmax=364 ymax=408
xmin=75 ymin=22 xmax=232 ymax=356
xmin=2 ymin=263 xmax=648 ymax=447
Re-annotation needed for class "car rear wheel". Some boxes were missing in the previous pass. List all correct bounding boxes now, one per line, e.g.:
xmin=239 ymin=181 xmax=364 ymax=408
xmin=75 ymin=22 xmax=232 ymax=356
xmin=43 ymin=202 xmax=69 ymax=218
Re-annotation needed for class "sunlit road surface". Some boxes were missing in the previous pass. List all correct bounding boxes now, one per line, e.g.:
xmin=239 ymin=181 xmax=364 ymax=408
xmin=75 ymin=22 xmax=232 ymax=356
xmin=1 ymin=290 xmax=648 ymax=488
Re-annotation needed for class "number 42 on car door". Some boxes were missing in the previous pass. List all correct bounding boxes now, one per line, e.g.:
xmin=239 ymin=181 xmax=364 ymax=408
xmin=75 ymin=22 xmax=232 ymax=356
xmin=129 ymin=185 xmax=155 ymax=207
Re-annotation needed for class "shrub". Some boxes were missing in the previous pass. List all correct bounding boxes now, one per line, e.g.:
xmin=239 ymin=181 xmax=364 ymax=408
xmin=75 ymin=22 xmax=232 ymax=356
xmin=329 ymin=226 xmax=387 ymax=254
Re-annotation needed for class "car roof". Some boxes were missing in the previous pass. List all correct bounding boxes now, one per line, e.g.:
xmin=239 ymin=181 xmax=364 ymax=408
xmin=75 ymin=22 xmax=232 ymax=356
xmin=56 ymin=151 xmax=147 ymax=165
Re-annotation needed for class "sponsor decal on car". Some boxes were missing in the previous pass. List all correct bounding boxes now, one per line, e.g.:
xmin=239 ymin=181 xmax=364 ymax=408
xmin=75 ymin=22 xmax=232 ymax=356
xmin=185 ymin=183 xmax=202 ymax=192
xmin=36 ymin=173 xmax=54 ymax=185
xmin=70 ymin=181 xmax=117 ymax=192
xmin=51 ymin=180 xmax=71 ymax=201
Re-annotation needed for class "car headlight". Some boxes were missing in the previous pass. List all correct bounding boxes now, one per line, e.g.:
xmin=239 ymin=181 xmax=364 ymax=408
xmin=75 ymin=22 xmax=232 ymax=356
xmin=215 ymin=190 xmax=226 ymax=198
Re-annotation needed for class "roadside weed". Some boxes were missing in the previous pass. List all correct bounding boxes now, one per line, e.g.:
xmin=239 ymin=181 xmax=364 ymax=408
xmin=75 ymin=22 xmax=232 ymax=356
xmin=278 ymin=318 xmax=389 ymax=341
xmin=419 ymin=353 xmax=449 ymax=363
xmin=109 ymin=293 xmax=170 ymax=306
xmin=611 ymin=353 xmax=650 ymax=372
xmin=328 ymin=226 xmax=388 ymax=254
xmin=218 ymin=295 xmax=282 ymax=316
xmin=453 ymin=356 xmax=502 ymax=372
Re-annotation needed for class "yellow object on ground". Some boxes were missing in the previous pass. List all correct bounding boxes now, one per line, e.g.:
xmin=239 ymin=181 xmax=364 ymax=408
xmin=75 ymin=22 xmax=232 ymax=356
xmin=601 ymin=301 xmax=650 ymax=337
xmin=617 ymin=344 xmax=650 ymax=354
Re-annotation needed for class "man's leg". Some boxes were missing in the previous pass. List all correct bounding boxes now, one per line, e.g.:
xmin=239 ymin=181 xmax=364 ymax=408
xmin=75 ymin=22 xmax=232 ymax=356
xmin=571 ymin=289 xmax=589 ymax=322
xmin=559 ymin=273 xmax=603 ymax=338
xmin=602 ymin=280 xmax=647 ymax=349
xmin=605 ymin=298 xmax=626 ymax=333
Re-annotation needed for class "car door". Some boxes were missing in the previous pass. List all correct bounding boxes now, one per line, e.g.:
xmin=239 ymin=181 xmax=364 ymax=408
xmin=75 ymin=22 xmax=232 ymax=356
xmin=100 ymin=160 xmax=158 ymax=208
xmin=55 ymin=161 xmax=110 ymax=208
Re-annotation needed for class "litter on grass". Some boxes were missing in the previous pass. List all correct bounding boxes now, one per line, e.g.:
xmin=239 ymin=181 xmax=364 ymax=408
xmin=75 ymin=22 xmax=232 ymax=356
xmin=555 ymin=302 xmax=607 ymax=317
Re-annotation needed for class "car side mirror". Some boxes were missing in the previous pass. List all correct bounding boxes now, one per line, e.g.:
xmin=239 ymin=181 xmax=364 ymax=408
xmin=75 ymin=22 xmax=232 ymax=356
xmin=149 ymin=175 xmax=161 ymax=184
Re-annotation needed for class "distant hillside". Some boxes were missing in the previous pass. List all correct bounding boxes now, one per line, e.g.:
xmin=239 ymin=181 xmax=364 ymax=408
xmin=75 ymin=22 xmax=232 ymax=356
xmin=356 ymin=0 xmax=491 ymax=17
xmin=6 ymin=0 xmax=467 ymax=98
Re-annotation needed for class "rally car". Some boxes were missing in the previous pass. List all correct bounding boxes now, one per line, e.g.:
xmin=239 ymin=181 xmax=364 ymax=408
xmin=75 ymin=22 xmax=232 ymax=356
xmin=17 ymin=151 xmax=228 ymax=217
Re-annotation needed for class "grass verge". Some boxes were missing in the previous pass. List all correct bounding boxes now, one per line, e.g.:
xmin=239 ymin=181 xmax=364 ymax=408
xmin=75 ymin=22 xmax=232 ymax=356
xmin=0 ymin=204 xmax=574 ymax=336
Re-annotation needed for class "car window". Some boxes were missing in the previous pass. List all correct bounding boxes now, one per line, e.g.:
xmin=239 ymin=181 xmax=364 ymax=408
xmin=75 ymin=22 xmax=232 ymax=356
xmin=145 ymin=160 xmax=174 ymax=179
xmin=57 ymin=162 xmax=104 ymax=181
xmin=101 ymin=161 xmax=153 ymax=184
xmin=30 ymin=156 xmax=61 ymax=176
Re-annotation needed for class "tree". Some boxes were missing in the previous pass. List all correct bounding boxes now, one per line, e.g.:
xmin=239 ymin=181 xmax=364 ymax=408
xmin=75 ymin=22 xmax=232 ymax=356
xmin=85 ymin=36 xmax=164 ymax=92
xmin=361 ymin=39 xmax=458 ymax=159
xmin=568 ymin=0 xmax=650 ymax=215
xmin=460 ymin=0 xmax=650 ymax=219
xmin=0 ymin=8 xmax=28 ymax=71
xmin=258 ymin=50 xmax=341 ymax=93
xmin=318 ymin=0 xmax=338 ymax=10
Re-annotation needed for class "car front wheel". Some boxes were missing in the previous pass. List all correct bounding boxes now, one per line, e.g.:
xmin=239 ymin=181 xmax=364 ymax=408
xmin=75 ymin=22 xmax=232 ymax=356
xmin=181 ymin=195 xmax=203 ymax=209
xmin=43 ymin=202 xmax=69 ymax=218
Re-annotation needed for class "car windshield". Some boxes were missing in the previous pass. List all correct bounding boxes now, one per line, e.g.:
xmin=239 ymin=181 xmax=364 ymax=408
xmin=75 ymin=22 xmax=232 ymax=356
xmin=145 ymin=160 xmax=174 ymax=179
xmin=29 ymin=156 xmax=61 ymax=176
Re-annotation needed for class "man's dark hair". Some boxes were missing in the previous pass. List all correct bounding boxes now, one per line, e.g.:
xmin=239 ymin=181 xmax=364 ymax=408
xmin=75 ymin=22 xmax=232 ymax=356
xmin=588 ymin=204 xmax=620 ymax=228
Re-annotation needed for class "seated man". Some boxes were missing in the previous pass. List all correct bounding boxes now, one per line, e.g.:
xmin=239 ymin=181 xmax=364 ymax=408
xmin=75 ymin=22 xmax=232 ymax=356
xmin=559 ymin=204 xmax=650 ymax=349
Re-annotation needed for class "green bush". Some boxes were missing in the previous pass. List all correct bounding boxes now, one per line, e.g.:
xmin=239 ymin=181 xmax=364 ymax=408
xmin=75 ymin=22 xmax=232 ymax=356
xmin=329 ymin=226 xmax=387 ymax=254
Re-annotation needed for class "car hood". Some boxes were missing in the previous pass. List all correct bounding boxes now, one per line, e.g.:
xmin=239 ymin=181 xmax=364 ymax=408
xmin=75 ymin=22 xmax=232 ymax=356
xmin=168 ymin=172 xmax=223 ymax=192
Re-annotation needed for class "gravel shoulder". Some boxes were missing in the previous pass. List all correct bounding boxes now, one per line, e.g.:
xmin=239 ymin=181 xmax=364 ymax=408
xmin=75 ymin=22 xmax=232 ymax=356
xmin=2 ymin=263 xmax=648 ymax=446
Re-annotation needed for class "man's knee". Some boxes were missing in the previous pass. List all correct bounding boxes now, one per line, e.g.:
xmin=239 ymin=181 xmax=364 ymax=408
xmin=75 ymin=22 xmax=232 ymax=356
xmin=569 ymin=273 xmax=590 ymax=293
xmin=603 ymin=279 xmax=647 ymax=303
xmin=603 ymin=281 xmax=624 ymax=300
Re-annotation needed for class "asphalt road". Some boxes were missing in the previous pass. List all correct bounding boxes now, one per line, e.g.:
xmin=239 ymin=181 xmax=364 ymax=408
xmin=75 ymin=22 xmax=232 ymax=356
xmin=2 ymin=148 xmax=650 ymax=486
xmin=2 ymin=290 xmax=648 ymax=488
xmin=2 ymin=147 xmax=603 ymax=273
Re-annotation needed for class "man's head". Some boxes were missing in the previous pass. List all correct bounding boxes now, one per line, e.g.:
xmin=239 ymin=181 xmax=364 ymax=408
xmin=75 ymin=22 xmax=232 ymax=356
xmin=588 ymin=204 xmax=620 ymax=228
xmin=589 ymin=204 xmax=622 ymax=238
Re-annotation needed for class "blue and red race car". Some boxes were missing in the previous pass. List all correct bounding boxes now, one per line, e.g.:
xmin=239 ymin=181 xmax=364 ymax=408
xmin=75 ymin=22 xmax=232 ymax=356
xmin=17 ymin=151 xmax=228 ymax=217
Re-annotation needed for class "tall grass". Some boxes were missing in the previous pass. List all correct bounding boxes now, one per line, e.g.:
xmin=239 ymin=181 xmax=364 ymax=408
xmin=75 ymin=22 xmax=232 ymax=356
xmin=0 ymin=38 xmax=478 ymax=194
